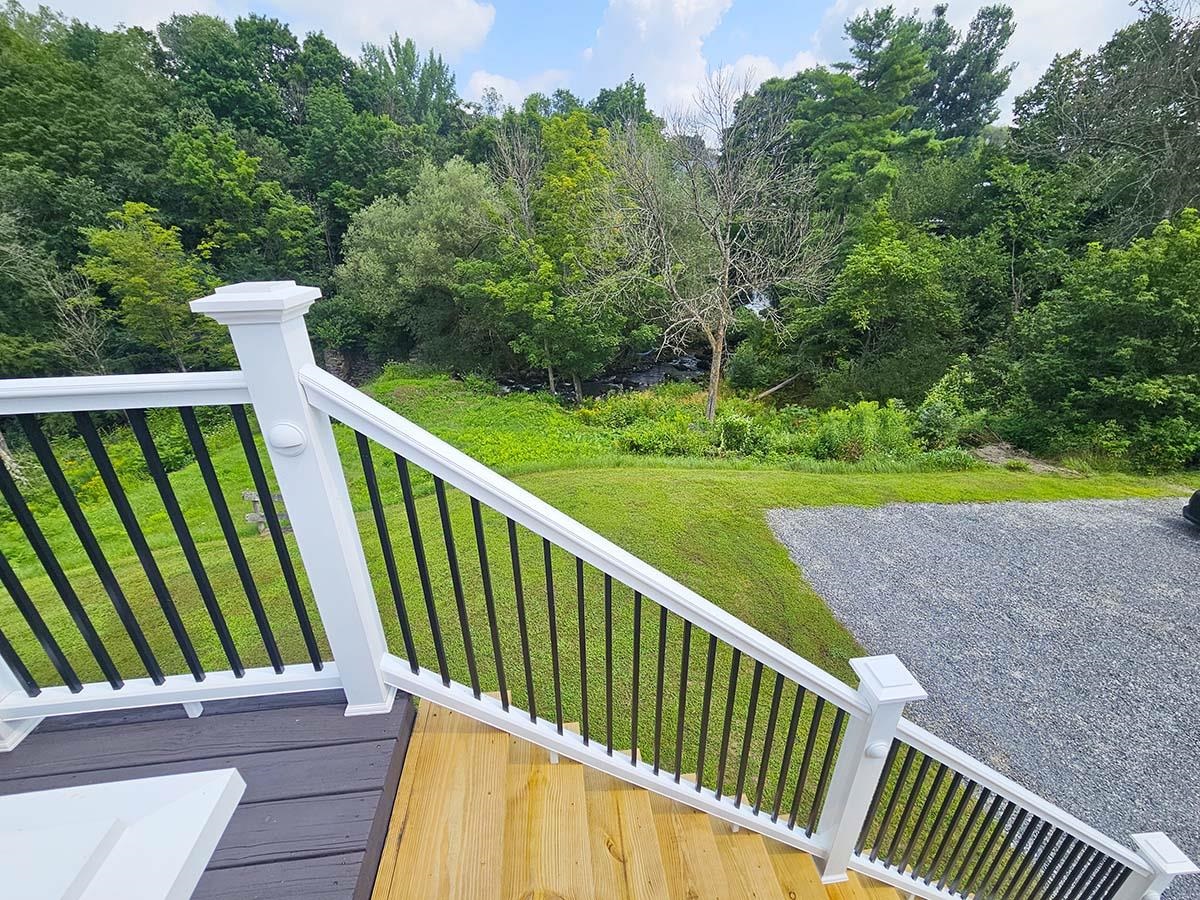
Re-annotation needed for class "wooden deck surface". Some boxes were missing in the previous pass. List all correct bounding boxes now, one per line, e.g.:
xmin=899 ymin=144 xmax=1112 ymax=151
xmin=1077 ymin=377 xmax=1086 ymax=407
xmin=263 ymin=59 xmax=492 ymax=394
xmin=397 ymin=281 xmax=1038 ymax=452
xmin=0 ymin=689 xmax=416 ymax=899
xmin=372 ymin=701 xmax=901 ymax=900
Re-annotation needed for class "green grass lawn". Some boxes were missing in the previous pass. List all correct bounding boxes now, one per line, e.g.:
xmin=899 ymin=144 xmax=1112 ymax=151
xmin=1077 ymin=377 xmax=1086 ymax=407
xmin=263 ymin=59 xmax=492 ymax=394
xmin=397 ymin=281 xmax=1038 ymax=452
xmin=0 ymin=369 xmax=1188 ymax=802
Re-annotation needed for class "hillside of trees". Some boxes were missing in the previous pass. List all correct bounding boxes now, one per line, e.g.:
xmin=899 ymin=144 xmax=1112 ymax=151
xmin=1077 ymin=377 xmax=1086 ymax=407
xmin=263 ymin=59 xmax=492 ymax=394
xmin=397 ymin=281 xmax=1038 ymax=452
xmin=1 ymin=0 xmax=1197 ymax=471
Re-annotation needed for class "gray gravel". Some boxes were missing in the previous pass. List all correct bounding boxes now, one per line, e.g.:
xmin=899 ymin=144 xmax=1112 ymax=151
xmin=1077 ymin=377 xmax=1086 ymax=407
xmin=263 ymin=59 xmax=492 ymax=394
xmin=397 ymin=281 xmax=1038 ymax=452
xmin=768 ymin=497 xmax=1200 ymax=897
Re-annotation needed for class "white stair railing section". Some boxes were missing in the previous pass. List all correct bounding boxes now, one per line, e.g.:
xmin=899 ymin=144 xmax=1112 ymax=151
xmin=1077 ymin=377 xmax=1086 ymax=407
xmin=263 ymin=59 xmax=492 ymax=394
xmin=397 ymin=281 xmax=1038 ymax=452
xmin=0 ymin=280 xmax=1191 ymax=900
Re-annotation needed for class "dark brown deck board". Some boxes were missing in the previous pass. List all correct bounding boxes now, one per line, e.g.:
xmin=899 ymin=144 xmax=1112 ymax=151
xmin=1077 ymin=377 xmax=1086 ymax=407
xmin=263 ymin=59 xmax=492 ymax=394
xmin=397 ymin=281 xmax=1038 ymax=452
xmin=192 ymin=852 xmax=366 ymax=899
xmin=0 ymin=689 xmax=416 ymax=899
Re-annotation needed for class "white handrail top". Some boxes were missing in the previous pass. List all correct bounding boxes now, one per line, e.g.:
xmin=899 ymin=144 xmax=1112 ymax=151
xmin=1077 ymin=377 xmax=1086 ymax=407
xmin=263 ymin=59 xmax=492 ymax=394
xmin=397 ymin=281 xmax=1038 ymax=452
xmin=896 ymin=717 xmax=1150 ymax=875
xmin=299 ymin=363 xmax=868 ymax=715
xmin=0 ymin=371 xmax=250 ymax=415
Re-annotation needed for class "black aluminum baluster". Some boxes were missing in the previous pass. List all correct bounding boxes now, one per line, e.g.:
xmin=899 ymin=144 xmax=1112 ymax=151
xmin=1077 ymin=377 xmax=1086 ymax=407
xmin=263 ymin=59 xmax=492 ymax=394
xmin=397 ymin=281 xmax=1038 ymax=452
xmin=923 ymin=778 xmax=979 ymax=884
xmin=435 ymin=477 xmax=479 ymax=697
xmin=911 ymin=773 xmax=967 ymax=881
xmin=734 ymin=660 xmax=763 ymax=807
xmin=714 ymin=648 xmax=742 ymax=801
xmin=959 ymin=798 xmax=1016 ymax=894
xmin=937 ymin=786 xmax=994 ymax=890
xmin=772 ymin=685 xmax=807 ymax=823
xmin=1088 ymin=861 xmax=1130 ymax=900
xmin=396 ymin=456 xmax=448 ymax=685
xmin=0 ymin=444 xmax=123 ymax=687
xmin=899 ymin=763 xmax=949 ymax=874
xmin=74 ymin=412 xmax=203 ymax=681
xmin=856 ymin=740 xmax=901 ymax=854
xmin=673 ymin=620 xmax=692 ymax=782
xmin=652 ymin=604 xmax=667 ymax=774
xmin=1080 ymin=860 xmax=1122 ymax=900
xmin=695 ymin=634 xmax=717 ymax=792
xmin=542 ymin=539 xmax=562 ymax=731
xmin=1041 ymin=840 xmax=1091 ymax=900
xmin=181 ymin=407 xmax=283 ymax=672
xmin=885 ymin=753 xmax=934 ymax=866
xmin=576 ymin=557 xmax=588 ymax=744
xmin=508 ymin=518 xmax=536 ymax=722
xmin=1062 ymin=842 xmax=1109 ymax=900
xmin=989 ymin=813 xmax=1044 ymax=896
xmin=1012 ymin=828 xmax=1067 ymax=900
xmin=0 ymin=623 xmax=38 ymax=696
xmin=753 ymin=672 xmax=785 ymax=815
xmin=1017 ymin=830 xmax=1075 ymax=900
xmin=128 ymin=409 xmax=242 ymax=676
xmin=233 ymin=406 xmax=321 ymax=669
xmin=976 ymin=807 xmax=1030 ymax=895
xmin=871 ymin=744 xmax=916 ymax=860
xmin=807 ymin=707 xmax=846 ymax=836
xmin=0 ymin=546 xmax=79 ymax=691
xmin=946 ymin=791 xmax=1004 ymax=892
xmin=1049 ymin=846 xmax=1102 ymax=900
xmin=630 ymin=590 xmax=642 ymax=765
xmin=604 ymin=574 xmax=613 ymax=753
xmin=471 ymin=498 xmax=507 ymax=709
xmin=788 ymin=695 xmax=826 ymax=829
xmin=356 ymin=433 xmax=418 ymax=672
xmin=1001 ymin=821 xmax=1055 ymax=897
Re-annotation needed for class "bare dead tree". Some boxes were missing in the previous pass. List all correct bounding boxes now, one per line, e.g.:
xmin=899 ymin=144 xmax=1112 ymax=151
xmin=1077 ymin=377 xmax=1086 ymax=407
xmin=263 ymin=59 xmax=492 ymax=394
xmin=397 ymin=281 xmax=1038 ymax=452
xmin=585 ymin=70 xmax=839 ymax=420
xmin=53 ymin=274 xmax=111 ymax=376
xmin=491 ymin=120 xmax=543 ymax=241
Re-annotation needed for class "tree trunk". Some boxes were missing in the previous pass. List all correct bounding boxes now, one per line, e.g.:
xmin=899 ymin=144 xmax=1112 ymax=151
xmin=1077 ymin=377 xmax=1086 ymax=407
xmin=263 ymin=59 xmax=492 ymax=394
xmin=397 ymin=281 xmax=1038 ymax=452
xmin=571 ymin=373 xmax=583 ymax=403
xmin=546 ymin=363 xmax=556 ymax=394
xmin=705 ymin=328 xmax=725 ymax=422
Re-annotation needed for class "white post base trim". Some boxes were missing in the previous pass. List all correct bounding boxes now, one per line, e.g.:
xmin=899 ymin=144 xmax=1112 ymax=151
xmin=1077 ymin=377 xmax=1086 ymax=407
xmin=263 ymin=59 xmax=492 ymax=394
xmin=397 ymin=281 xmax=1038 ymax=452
xmin=0 ymin=715 xmax=42 ymax=752
xmin=343 ymin=685 xmax=397 ymax=717
xmin=549 ymin=751 xmax=560 ymax=765
xmin=183 ymin=702 xmax=204 ymax=718
xmin=819 ymin=871 xmax=850 ymax=884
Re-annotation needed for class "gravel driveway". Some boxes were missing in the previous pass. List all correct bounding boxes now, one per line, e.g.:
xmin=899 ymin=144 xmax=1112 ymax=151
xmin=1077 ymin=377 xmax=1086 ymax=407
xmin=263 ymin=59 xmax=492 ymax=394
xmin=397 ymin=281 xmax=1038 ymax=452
xmin=768 ymin=497 xmax=1200 ymax=898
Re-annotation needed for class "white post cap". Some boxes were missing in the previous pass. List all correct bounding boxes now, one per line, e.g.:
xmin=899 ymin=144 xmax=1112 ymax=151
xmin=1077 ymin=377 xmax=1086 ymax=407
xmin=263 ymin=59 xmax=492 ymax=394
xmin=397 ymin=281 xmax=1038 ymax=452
xmin=1132 ymin=833 xmax=1200 ymax=878
xmin=850 ymin=654 xmax=927 ymax=706
xmin=190 ymin=281 xmax=322 ymax=325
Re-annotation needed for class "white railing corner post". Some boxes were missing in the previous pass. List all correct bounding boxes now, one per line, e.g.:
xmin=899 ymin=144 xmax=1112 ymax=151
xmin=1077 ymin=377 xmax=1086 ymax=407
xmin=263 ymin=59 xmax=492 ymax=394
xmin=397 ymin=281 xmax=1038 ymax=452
xmin=1111 ymin=834 xmax=1199 ymax=900
xmin=813 ymin=654 xmax=926 ymax=883
xmin=191 ymin=281 xmax=394 ymax=716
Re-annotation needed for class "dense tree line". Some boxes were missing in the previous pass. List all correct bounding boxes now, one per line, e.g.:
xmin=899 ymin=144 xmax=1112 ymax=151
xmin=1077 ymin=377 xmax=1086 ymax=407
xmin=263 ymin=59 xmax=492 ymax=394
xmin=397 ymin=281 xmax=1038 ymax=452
xmin=1 ymin=1 xmax=1197 ymax=470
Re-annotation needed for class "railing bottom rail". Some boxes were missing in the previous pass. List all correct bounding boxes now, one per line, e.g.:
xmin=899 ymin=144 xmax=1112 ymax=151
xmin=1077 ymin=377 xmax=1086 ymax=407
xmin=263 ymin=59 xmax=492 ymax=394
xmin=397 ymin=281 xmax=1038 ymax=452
xmin=0 ymin=663 xmax=340 ymax=722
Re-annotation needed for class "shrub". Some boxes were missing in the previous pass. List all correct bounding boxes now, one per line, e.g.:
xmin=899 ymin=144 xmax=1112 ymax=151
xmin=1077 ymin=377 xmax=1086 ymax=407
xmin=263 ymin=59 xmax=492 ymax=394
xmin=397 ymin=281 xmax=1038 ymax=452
xmin=915 ymin=360 xmax=988 ymax=449
xmin=615 ymin=413 xmax=709 ymax=457
xmin=803 ymin=401 xmax=921 ymax=462
xmin=711 ymin=413 xmax=770 ymax=456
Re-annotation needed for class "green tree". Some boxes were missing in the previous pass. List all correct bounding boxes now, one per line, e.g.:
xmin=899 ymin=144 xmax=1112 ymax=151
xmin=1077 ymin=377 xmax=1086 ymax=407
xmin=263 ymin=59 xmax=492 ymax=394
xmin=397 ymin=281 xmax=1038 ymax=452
xmin=911 ymin=4 xmax=1015 ymax=138
xmin=997 ymin=209 xmax=1200 ymax=471
xmin=335 ymin=158 xmax=501 ymax=367
xmin=794 ymin=204 xmax=961 ymax=404
xmin=487 ymin=111 xmax=624 ymax=396
xmin=80 ymin=202 xmax=229 ymax=371
xmin=164 ymin=122 xmax=322 ymax=280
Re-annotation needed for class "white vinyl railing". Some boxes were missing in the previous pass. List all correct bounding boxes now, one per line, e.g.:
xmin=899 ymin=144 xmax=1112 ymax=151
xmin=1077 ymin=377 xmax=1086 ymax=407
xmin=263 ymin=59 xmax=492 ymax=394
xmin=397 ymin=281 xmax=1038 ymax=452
xmin=0 ymin=281 xmax=1192 ymax=900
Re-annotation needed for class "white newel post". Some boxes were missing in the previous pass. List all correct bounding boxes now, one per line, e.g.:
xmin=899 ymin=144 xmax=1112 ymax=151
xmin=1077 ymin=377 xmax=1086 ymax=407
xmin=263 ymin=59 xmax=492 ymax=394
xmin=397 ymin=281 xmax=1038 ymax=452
xmin=1111 ymin=834 xmax=1199 ymax=900
xmin=813 ymin=654 xmax=926 ymax=883
xmin=192 ymin=281 xmax=394 ymax=716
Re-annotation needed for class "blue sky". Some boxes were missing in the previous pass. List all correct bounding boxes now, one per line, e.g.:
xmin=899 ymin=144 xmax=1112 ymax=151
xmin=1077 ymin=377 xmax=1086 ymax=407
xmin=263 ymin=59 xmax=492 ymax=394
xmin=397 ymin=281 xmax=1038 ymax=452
xmin=46 ymin=0 xmax=1140 ymax=121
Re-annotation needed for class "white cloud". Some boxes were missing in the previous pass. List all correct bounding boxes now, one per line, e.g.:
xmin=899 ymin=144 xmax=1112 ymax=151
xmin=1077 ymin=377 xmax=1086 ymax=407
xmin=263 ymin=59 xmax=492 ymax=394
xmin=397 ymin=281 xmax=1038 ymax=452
xmin=584 ymin=0 xmax=733 ymax=114
xmin=715 ymin=49 xmax=821 ymax=92
xmin=39 ymin=0 xmax=497 ymax=60
xmin=467 ymin=68 xmax=571 ymax=106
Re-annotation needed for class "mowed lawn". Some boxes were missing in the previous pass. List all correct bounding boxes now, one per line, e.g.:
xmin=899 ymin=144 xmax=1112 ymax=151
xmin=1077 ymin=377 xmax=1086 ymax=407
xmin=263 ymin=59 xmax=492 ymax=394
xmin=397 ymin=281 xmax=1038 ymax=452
xmin=0 ymin=371 xmax=1188 ymax=796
